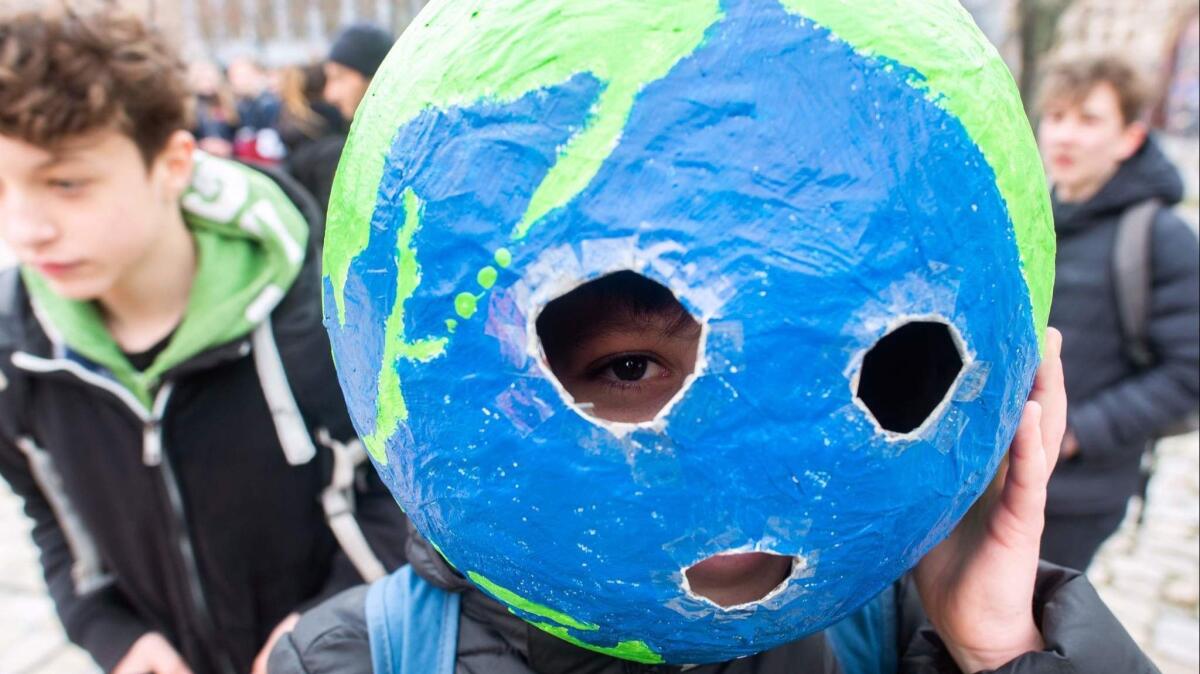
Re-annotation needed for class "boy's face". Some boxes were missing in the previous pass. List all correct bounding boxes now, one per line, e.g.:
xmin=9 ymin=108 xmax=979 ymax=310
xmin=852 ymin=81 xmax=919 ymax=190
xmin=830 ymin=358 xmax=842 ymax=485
xmin=1037 ymin=82 xmax=1145 ymax=202
xmin=0 ymin=129 xmax=192 ymax=300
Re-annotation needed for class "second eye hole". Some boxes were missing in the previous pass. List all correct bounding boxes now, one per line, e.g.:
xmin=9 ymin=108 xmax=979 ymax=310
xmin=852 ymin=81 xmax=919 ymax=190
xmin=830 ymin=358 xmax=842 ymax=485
xmin=855 ymin=320 xmax=965 ymax=435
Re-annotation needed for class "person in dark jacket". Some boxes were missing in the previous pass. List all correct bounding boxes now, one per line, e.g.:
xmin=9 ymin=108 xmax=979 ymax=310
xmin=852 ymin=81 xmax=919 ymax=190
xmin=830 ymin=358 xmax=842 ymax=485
xmin=269 ymin=277 xmax=1158 ymax=674
xmin=1036 ymin=56 xmax=1200 ymax=571
xmin=286 ymin=24 xmax=394 ymax=208
xmin=0 ymin=6 xmax=406 ymax=674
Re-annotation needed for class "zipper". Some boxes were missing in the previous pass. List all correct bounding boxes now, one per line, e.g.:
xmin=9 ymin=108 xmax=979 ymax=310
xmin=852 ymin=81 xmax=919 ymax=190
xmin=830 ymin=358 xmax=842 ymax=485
xmin=157 ymin=434 xmax=237 ymax=674
xmin=141 ymin=383 xmax=174 ymax=466
xmin=12 ymin=352 xmax=237 ymax=674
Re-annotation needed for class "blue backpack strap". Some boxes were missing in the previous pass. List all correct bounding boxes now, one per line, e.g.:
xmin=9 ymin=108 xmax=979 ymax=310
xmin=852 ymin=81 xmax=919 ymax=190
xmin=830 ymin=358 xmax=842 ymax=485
xmin=366 ymin=565 xmax=462 ymax=674
xmin=826 ymin=583 xmax=899 ymax=674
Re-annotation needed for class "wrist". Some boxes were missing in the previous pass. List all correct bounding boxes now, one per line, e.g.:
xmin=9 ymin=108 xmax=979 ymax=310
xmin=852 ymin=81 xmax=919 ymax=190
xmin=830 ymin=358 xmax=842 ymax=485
xmin=946 ymin=621 xmax=1045 ymax=673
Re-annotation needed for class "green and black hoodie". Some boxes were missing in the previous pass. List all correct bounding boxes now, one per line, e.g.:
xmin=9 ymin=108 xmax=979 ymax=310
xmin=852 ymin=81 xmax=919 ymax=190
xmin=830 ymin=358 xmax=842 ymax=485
xmin=0 ymin=154 xmax=406 ymax=674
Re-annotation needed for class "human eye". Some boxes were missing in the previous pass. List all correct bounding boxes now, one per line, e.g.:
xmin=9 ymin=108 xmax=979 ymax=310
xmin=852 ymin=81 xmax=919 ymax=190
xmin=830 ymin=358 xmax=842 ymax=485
xmin=46 ymin=177 xmax=90 ymax=194
xmin=591 ymin=353 xmax=668 ymax=387
xmin=571 ymin=351 xmax=682 ymax=423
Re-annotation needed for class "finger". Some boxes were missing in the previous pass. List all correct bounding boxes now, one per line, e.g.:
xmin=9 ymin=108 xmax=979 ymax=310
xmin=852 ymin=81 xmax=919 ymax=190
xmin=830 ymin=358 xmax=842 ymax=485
xmin=1030 ymin=328 xmax=1067 ymax=472
xmin=991 ymin=401 xmax=1048 ymax=546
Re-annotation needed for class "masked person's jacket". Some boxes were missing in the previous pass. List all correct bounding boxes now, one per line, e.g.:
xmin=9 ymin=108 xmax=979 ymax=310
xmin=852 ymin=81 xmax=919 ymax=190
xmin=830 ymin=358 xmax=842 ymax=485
xmin=0 ymin=154 xmax=407 ymax=674
xmin=269 ymin=519 xmax=1159 ymax=674
xmin=1047 ymin=136 xmax=1200 ymax=516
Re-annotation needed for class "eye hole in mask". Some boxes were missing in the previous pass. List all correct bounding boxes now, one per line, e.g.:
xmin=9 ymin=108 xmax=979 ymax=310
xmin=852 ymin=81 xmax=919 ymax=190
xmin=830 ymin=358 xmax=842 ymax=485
xmin=535 ymin=271 xmax=703 ymax=425
xmin=855 ymin=320 xmax=965 ymax=435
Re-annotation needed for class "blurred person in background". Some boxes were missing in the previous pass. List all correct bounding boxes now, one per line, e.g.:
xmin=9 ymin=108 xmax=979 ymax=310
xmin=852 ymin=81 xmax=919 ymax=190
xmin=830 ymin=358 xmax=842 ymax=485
xmin=322 ymin=24 xmax=393 ymax=124
xmin=188 ymin=59 xmax=239 ymax=158
xmin=276 ymin=63 xmax=346 ymax=159
xmin=0 ymin=5 xmax=407 ymax=673
xmin=228 ymin=55 xmax=280 ymax=133
xmin=1036 ymin=55 xmax=1200 ymax=571
xmin=286 ymin=24 xmax=393 ymax=208
xmin=227 ymin=56 xmax=285 ymax=164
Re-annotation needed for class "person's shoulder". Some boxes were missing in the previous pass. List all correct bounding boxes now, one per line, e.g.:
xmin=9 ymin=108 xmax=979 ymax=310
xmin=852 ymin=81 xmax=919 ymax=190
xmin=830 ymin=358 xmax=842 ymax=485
xmin=268 ymin=585 xmax=372 ymax=674
xmin=1151 ymin=205 xmax=1200 ymax=244
xmin=1150 ymin=206 xmax=1200 ymax=271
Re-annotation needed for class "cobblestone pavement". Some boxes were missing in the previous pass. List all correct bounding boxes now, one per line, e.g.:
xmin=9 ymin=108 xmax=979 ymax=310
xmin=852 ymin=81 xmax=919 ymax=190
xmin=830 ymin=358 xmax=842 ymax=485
xmin=0 ymin=433 xmax=1197 ymax=672
xmin=1090 ymin=433 xmax=1200 ymax=674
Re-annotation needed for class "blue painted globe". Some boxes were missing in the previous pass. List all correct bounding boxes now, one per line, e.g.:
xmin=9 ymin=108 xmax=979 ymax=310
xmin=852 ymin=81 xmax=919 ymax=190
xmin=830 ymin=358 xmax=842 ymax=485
xmin=323 ymin=0 xmax=1054 ymax=664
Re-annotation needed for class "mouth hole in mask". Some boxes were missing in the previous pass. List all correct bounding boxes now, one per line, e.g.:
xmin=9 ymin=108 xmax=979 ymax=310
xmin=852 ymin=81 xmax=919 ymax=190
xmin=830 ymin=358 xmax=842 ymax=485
xmin=854 ymin=319 xmax=965 ymax=436
xmin=683 ymin=551 xmax=798 ymax=608
xmin=535 ymin=271 xmax=703 ymax=425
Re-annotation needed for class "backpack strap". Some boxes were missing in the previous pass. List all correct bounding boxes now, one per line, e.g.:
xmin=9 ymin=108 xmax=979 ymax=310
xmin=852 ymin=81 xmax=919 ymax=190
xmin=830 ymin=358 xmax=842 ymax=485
xmin=244 ymin=161 xmax=390 ymax=578
xmin=251 ymin=317 xmax=317 ymax=466
xmin=366 ymin=565 xmax=461 ymax=674
xmin=1112 ymin=198 xmax=1162 ymax=369
xmin=250 ymin=317 xmax=388 ymax=581
xmin=826 ymin=583 xmax=900 ymax=674
xmin=317 ymin=429 xmax=387 ymax=582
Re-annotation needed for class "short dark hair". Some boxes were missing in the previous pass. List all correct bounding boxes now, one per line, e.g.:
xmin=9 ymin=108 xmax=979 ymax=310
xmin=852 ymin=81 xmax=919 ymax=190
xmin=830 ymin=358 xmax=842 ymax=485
xmin=537 ymin=271 xmax=701 ymax=369
xmin=0 ymin=2 xmax=191 ymax=164
xmin=1036 ymin=55 xmax=1150 ymax=126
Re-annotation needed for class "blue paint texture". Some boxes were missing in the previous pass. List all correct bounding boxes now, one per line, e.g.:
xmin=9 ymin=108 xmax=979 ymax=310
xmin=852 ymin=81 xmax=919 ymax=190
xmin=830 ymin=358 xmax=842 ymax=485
xmin=326 ymin=0 xmax=1040 ymax=663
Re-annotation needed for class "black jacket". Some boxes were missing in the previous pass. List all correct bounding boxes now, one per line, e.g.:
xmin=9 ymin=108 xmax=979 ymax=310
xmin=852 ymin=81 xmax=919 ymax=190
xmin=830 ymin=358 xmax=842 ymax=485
xmin=0 ymin=171 xmax=407 ymax=673
xmin=268 ymin=521 xmax=1159 ymax=674
xmin=1047 ymin=137 xmax=1200 ymax=515
xmin=286 ymin=133 xmax=347 ymax=210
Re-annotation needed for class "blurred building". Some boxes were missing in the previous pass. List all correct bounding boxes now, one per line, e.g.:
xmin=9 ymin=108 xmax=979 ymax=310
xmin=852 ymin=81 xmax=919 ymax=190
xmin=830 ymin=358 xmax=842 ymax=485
xmin=125 ymin=0 xmax=430 ymax=64
xmin=1054 ymin=0 xmax=1196 ymax=76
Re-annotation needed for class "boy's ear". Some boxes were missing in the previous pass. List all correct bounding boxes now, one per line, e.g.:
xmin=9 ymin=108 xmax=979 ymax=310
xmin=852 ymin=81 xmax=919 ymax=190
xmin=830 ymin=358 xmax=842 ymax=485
xmin=1116 ymin=120 xmax=1148 ymax=162
xmin=153 ymin=130 xmax=197 ymax=199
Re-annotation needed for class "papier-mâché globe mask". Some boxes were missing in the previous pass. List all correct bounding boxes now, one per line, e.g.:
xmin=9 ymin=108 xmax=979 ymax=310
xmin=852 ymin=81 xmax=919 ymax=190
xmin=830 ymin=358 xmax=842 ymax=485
xmin=323 ymin=0 xmax=1055 ymax=664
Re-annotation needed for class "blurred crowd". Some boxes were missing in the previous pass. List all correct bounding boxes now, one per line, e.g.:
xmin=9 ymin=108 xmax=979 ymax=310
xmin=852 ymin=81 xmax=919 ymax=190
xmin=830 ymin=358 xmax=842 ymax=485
xmin=186 ymin=23 xmax=394 ymax=206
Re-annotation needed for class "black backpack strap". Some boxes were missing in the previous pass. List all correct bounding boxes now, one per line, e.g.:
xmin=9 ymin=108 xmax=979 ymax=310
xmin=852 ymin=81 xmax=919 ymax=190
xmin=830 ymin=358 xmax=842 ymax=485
xmin=1112 ymin=198 xmax=1162 ymax=369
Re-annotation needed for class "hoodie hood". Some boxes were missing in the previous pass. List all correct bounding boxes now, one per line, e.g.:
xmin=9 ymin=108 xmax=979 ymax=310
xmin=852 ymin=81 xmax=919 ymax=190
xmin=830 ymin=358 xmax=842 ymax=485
xmin=21 ymin=152 xmax=309 ymax=407
xmin=1054 ymin=135 xmax=1186 ymax=233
